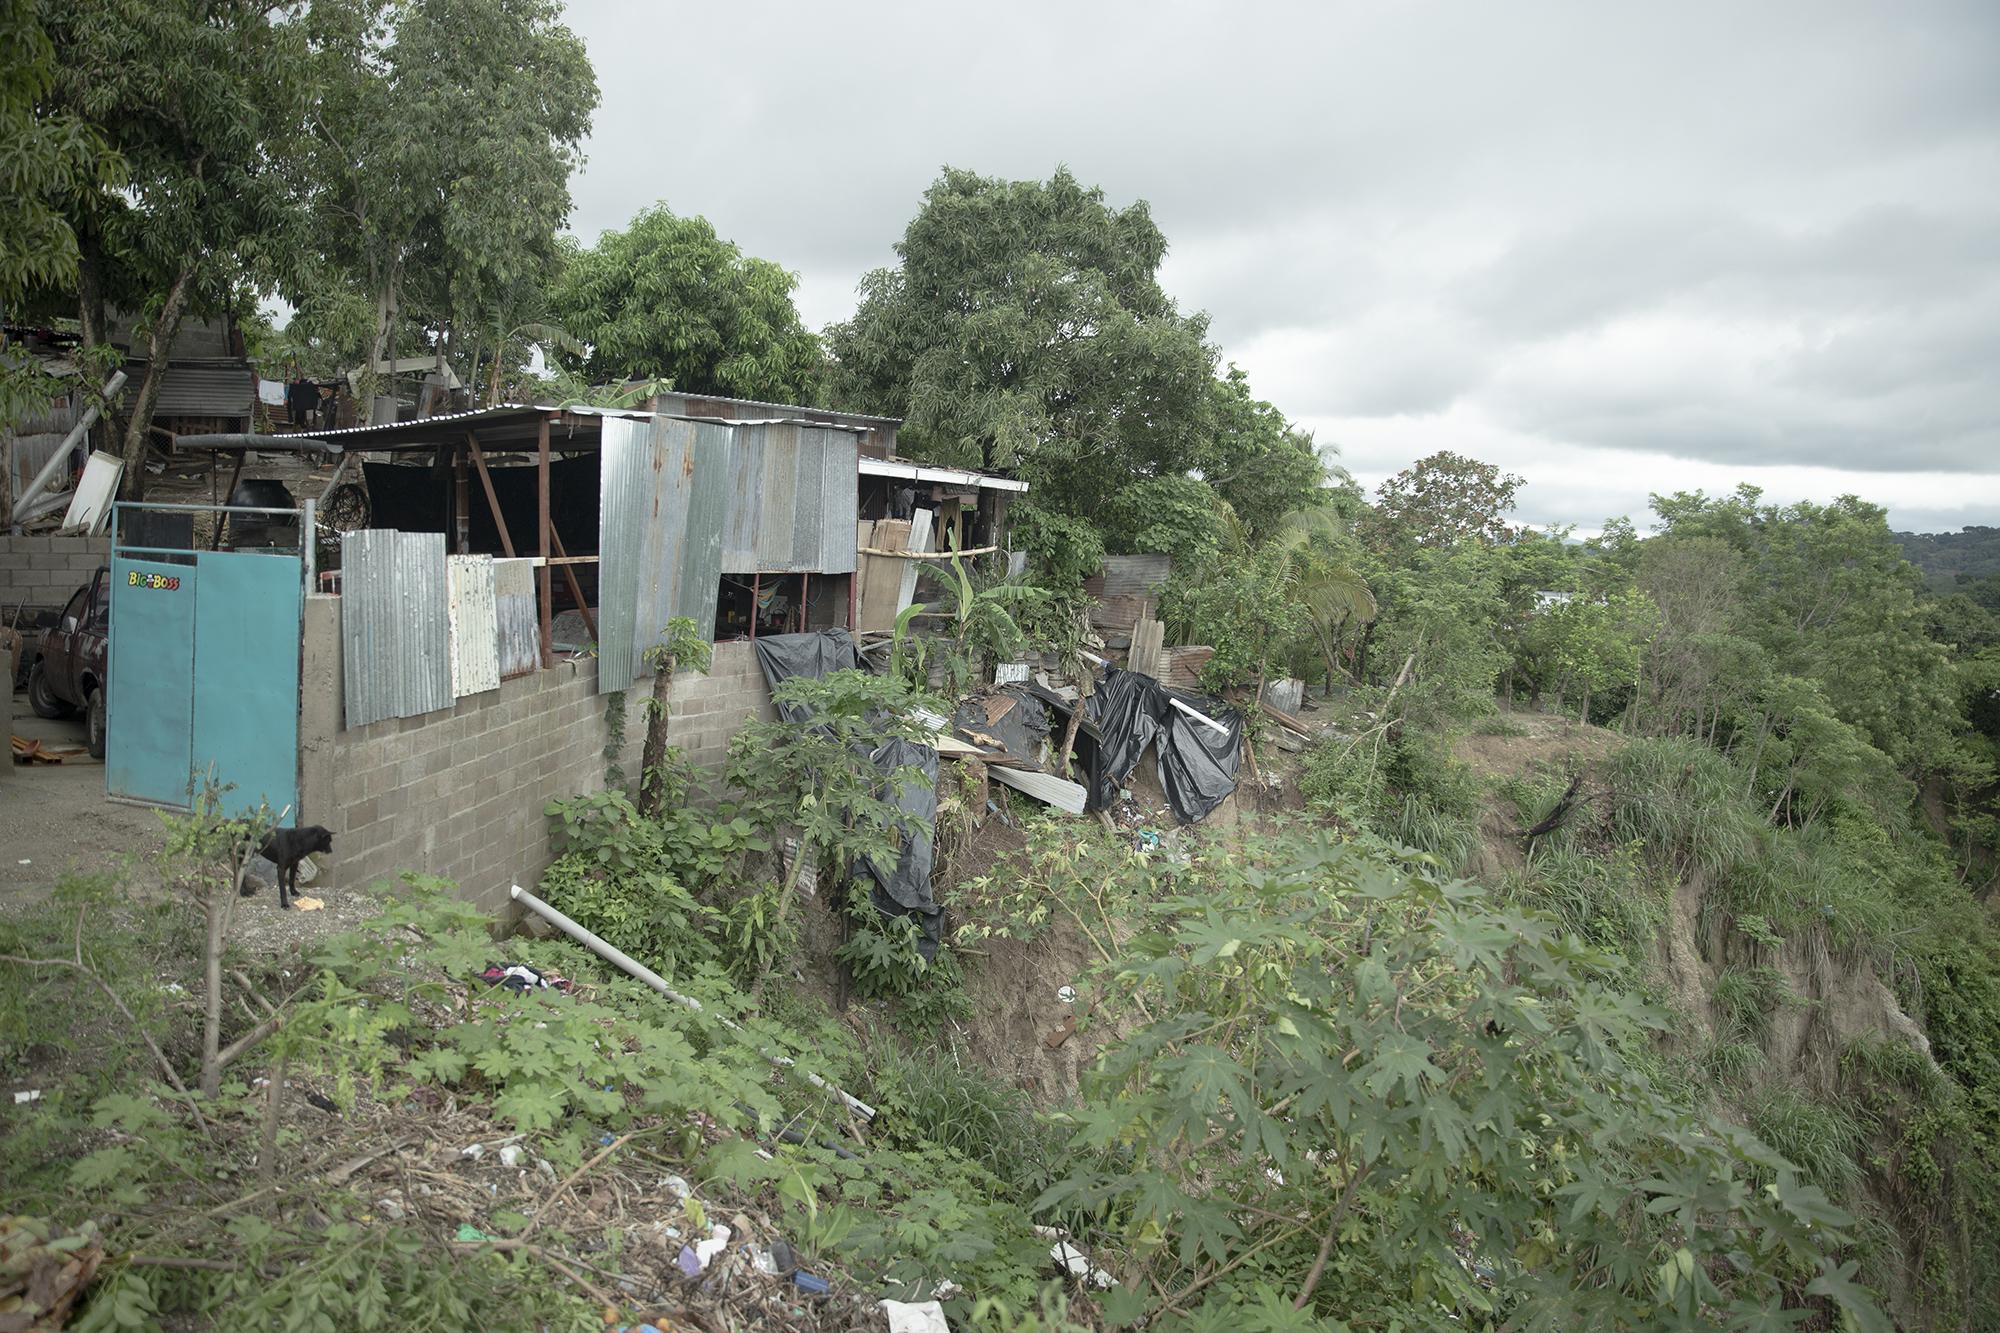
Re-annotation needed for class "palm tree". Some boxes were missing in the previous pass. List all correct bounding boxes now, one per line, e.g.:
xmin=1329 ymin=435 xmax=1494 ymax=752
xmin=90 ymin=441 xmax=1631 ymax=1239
xmin=1270 ymin=506 xmax=1377 ymax=692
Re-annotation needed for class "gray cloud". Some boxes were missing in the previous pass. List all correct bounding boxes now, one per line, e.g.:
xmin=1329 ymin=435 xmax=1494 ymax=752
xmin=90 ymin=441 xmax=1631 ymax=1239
xmin=558 ymin=0 xmax=2000 ymax=529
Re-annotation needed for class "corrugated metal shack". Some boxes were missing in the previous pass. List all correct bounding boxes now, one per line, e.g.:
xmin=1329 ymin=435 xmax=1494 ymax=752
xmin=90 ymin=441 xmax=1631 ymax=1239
xmin=303 ymin=403 xmax=923 ymax=726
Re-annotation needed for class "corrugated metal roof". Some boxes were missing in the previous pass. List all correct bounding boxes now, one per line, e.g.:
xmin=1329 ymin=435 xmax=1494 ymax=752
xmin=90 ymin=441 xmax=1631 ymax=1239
xmin=341 ymin=529 xmax=452 ymax=728
xmin=303 ymin=402 xmax=658 ymax=441
xmin=858 ymin=458 xmax=1029 ymax=493
xmin=139 ymin=362 xmax=255 ymax=419
xmin=651 ymin=388 xmax=900 ymax=431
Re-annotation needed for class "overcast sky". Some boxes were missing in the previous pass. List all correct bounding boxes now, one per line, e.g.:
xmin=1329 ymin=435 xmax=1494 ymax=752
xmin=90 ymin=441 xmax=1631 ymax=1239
xmin=560 ymin=0 xmax=1999 ymax=534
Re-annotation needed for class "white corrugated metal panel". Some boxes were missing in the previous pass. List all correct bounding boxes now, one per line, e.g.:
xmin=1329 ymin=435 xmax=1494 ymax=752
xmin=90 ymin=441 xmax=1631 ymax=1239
xmin=340 ymin=529 xmax=451 ymax=728
xmin=857 ymin=457 xmax=1029 ymax=492
xmin=495 ymin=558 xmax=539 ymax=677
xmin=897 ymin=507 xmax=933 ymax=617
xmin=447 ymin=554 xmax=500 ymax=697
xmin=816 ymin=427 xmax=860 ymax=574
xmin=670 ymin=417 xmax=730 ymax=650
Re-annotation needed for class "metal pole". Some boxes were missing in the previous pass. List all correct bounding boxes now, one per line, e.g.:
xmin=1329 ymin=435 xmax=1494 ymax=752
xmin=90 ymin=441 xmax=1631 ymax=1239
xmin=749 ymin=571 xmax=759 ymax=641
xmin=11 ymin=369 xmax=127 ymax=523
xmin=301 ymin=497 xmax=317 ymax=590
xmin=509 ymin=885 xmax=877 ymax=1120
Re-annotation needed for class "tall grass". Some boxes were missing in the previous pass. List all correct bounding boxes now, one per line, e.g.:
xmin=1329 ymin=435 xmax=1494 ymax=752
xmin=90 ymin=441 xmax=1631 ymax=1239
xmin=861 ymin=1045 xmax=1081 ymax=1200
xmin=1608 ymin=738 xmax=1760 ymax=878
xmin=1748 ymin=1085 xmax=1866 ymax=1202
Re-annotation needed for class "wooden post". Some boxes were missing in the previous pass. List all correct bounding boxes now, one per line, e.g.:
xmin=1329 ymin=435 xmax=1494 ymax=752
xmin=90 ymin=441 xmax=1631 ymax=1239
xmin=463 ymin=431 xmax=514 ymax=557
xmin=799 ymin=571 xmax=810 ymax=632
xmin=750 ymin=571 xmax=759 ymax=641
xmin=537 ymin=415 xmax=553 ymax=668
xmin=452 ymin=441 xmax=469 ymax=554
xmin=211 ymin=451 xmax=247 ymax=550
xmin=546 ymin=524 xmax=597 ymax=643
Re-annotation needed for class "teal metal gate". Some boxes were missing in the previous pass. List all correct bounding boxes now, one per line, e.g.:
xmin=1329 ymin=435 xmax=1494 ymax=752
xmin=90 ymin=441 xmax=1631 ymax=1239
xmin=107 ymin=505 xmax=304 ymax=823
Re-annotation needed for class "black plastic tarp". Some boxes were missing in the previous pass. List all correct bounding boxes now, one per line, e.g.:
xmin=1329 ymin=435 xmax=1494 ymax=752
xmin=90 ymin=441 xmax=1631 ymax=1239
xmin=754 ymin=629 xmax=863 ymax=722
xmin=949 ymin=688 xmax=1051 ymax=766
xmin=1061 ymin=667 xmax=1244 ymax=824
xmin=750 ymin=631 xmax=942 ymax=956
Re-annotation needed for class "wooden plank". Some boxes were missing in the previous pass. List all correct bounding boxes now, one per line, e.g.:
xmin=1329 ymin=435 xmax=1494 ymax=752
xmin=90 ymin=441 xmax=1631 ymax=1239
xmin=546 ymin=523 xmax=598 ymax=644
xmin=463 ymin=431 xmax=515 ymax=558
xmin=855 ymin=518 xmax=911 ymax=635
xmin=989 ymin=764 xmax=1087 ymax=815
xmin=856 ymin=543 xmax=999 ymax=560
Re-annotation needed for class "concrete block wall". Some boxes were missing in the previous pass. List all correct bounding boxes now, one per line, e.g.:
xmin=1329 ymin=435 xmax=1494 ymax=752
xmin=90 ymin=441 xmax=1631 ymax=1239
xmin=298 ymin=616 xmax=774 ymax=916
xmin=0 ymin=535 xmax=109 ymax=614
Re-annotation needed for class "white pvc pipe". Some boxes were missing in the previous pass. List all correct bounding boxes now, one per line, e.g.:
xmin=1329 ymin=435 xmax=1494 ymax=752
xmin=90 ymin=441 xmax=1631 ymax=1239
xmin=13 ymin=370 xmax=127 ymax=523
xmin=1080 ymin=649 xmax=1232 ymax=736
xmin=509 ymin=885 xmax=877 ymax=1120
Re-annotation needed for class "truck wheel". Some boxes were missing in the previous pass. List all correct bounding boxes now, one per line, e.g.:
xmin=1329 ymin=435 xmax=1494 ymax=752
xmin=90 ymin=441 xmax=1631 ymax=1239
xmin=86 ymin=688 xmax=106 ymax=759
xmin=26 ymin=661 xmax=69 ymax=719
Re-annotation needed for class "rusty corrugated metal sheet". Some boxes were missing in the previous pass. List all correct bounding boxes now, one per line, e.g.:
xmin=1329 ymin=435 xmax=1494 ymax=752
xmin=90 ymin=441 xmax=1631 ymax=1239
xmin=137 ymin=361 xmax=255 ymax=419
xmin=664 ymin=415 xmax=731 ymax=658
xmin=595 ymin=416 xmax=651 ymax=694
xmin=494 ymin=557 xmax=539 ymax=677
xmin=447 ymin=554 xmax=500 ymax=697
xmin=718 ymin=421 xmax=858 ymax=574
xmin=340 ymin=529 xmax=451 ymax=728
xmin=597 ymin=415 xmax=733 ymax=694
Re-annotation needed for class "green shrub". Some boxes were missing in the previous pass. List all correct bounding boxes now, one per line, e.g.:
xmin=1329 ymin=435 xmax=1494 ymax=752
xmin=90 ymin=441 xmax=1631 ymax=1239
xmin=1303 ymin=730 xmax=1482 ymax=871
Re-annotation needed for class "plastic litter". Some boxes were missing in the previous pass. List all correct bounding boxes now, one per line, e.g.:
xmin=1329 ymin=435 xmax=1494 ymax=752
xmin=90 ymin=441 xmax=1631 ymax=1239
xmin=792 ymin=1270 xmax=831 ymax=1295
xmin=497 ymin=1145 xmax=525 ymax=1168
xmin=1056 ymin=986 xmax=1077 ymax=1005
xmin=752 ymin=1239 xmax=798 ymax=1277
xmin=881 ymin=1298 xmax=951 ymax=1333
xmin=676 ymin=1224 xmax=731 ymax=1276
xmin=454 ymin=1224 xmax=494 ymax=1242
xmin=13 ymin=1089 xmax=42 ymax=1104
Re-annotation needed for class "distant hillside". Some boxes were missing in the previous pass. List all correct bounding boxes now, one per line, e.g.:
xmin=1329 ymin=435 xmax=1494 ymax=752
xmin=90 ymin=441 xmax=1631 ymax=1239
xmin=1895 ymin=525 xmax=2000 ymax=591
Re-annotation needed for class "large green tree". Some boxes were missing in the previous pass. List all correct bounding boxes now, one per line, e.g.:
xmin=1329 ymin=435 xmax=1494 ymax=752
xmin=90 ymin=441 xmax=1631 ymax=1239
xmin=39 ymin=0 xmax=312 ymax=497
xmin=827 ymin=166 xmax=1218 ymax=502
xmin=1203 ymin=363 xmax=1327 ymax=538
xmin=296 ymin=0 xmax=596 ymax=401
xmin=548 ymin=203 xmax=823 ymax=402
xmin=1364 ymin=450 xmax=1525 ymax=554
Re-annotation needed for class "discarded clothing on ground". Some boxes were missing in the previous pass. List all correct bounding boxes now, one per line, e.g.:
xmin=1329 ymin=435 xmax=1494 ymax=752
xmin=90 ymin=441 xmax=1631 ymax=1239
xmin=480 ymin=962 xmax=573 ymax=993
xmin=752 ymin=631 xmax=942 ymax=957
xmin=1055 ymin=667 xmax=1243 ymax=824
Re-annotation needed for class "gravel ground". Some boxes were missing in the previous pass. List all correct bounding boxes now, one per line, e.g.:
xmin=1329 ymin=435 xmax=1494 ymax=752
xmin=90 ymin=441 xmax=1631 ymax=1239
xmin=1 ymin=694 xmax=165 ymax=905
xmin=4 ymin=684 xmax=383 ymax=957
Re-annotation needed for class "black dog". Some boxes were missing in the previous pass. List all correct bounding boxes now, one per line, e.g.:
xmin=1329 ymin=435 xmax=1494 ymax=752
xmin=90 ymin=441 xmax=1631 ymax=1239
xmin=239 ymin=825 xmax=334 ymax=910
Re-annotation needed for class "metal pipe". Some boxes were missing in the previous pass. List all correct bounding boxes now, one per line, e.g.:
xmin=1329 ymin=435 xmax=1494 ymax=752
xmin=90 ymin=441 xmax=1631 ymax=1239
xmin=12 ymin=369 xmax=126 ymax=522
xmin=169 ymin=433 xmax=342 ymax=456
xmin=509 ymin=885 xmax=877 ymax=1120
xmin=1080 ymin=649 xmax=1232 ymax=736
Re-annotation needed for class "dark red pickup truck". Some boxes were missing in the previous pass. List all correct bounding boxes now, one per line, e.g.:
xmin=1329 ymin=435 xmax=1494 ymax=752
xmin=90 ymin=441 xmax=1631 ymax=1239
xmin=25 ymin=566 xmax=109 ymax=757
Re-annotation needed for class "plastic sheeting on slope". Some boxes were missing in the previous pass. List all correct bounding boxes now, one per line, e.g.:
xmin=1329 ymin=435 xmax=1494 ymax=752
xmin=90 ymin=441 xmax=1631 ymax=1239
xmin=751 ymin=630 xmax=942 ymax=957
xmin=1061 ymin=667 xmax=1243 ymax=824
